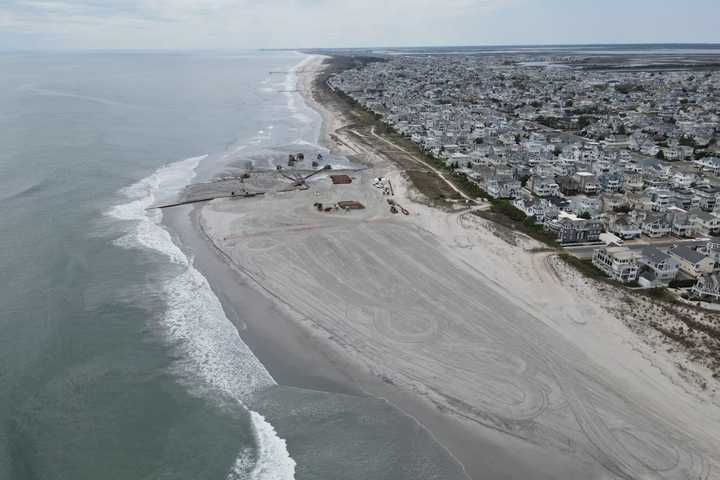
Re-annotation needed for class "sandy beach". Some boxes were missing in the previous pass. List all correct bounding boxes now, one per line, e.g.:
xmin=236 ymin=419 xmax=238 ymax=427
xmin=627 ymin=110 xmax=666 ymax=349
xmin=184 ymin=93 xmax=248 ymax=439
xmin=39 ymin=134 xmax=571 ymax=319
xmin=179 ymin=55 xmax=720 ymax=479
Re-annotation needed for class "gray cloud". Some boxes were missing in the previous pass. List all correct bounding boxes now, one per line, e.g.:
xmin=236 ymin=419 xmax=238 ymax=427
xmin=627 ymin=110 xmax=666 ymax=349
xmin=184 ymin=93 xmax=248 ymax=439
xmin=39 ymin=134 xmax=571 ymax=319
xmin=0 ymin=0 xmax=717 ymax=50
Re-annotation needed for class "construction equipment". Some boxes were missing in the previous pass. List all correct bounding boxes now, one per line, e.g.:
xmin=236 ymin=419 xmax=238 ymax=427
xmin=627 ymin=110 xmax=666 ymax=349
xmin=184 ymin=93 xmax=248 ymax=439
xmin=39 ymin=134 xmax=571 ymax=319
xmin=390 ymin=198 xmax=409 ymax=215
xmin=280 ymin=165 xmax=333 ymax=189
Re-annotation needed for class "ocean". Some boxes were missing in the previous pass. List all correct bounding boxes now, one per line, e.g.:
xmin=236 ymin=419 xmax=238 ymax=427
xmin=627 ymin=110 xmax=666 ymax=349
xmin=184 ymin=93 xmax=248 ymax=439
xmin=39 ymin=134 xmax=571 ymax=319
xmin=0 ymin=51 xmax=466 ymax=479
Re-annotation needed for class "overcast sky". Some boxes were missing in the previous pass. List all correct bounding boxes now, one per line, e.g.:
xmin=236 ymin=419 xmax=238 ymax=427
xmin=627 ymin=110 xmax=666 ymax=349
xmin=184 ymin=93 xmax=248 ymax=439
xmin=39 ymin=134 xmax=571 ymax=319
xmin=1 ymin=0 xmax=718 ymax=50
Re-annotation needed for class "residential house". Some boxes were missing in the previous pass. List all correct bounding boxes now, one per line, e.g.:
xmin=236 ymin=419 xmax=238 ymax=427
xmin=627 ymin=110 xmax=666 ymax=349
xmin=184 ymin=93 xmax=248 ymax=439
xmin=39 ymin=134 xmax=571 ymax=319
xmin=546 ymin=212 xmax=603 ymax=244
xmin=645 ymin=189 xmax=674 ymax=211
xmin=574 ymin=171 xmax=599 ymax=194
xmin=699 ymin=237 xmax=720 ymax=261
xmin=598 ymin=174 xmax=623 ymax=193
xmin=641 ymin=212 xmax=671 ymax=238
xmin=556 ymin=176 xmax=581 ymax=196
xmin=609 ymin=214 xmax=642 ymax=240
xmin=592 ymin=247 xmax=641 ymax=284
xmin=666 ymin=207 xmax=693 ymax=238
xmin=668 ymin=245 xmax=716 ymax=278
xmin=485 ymin=175 xmax=521 ymax=199
xmin=624 ymin=174 xmax=645 ymax=192
xmin=513 ymin=196 xmax=561 ymax=224
xmin=672 ymin=171 xmax=697 ymax=189
xmin=529 ymin=176 xmax=561 ymax=197
xmin=689 ymin=209 xmax=720 ymax=236
xmin=637 ymin=246 xmax=679 ymax=287
xmin=694 ymin=191 xmax=717 ymax=212
xmin=691 ymin=273 xmax=720 ymax=301
xmin=693 ymin=157 xmax=720 ymax=175
xmin=600 ymin=193 xmax=630 ymax=213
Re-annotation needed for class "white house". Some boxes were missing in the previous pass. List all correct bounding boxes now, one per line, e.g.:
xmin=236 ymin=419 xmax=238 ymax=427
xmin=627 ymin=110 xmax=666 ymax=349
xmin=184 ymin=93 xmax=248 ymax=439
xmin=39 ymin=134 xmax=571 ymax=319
xmin=592 ymin=247 xmax=641 ymax=284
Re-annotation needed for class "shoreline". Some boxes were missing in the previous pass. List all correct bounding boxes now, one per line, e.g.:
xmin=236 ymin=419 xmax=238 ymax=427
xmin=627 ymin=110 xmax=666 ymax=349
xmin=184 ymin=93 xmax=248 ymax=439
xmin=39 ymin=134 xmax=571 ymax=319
xmin=167 ymin=53 xmax=720 ymax=479
xmin=160 ymin=55 xmax=491 ymax=478
xmin=161 ymin=55 xmax=583 ymax=479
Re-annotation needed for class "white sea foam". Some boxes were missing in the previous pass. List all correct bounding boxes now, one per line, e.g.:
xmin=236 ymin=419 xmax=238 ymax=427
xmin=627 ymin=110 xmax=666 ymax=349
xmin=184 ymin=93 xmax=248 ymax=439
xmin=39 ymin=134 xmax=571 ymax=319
xmin=283 ymin=57 xmax=309 ymax=120
xmin=228 ymin=413 xmax=297 ymax=480
xmin=107 ymin=156 xmax=203 ymax=264
xmin=284 ymin=56 xmax=317 ymax=125
xmin=284 ymin=68 xmax=297 ymax=114
xmin=106 ymin=156 xmax=295 ymax=480
xmin=248 ymin=412 xmax=296 ymax=480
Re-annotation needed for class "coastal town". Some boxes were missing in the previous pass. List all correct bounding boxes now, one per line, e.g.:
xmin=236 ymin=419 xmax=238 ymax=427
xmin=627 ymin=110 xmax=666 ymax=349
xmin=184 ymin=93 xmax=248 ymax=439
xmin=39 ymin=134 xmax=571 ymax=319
xmin=329 ymin=54 xmax=720 ymax=299
xmin=156 ymin=51 xmax=720 ymax=479
xmin=7 ymin=0 xmax=720 ymax=478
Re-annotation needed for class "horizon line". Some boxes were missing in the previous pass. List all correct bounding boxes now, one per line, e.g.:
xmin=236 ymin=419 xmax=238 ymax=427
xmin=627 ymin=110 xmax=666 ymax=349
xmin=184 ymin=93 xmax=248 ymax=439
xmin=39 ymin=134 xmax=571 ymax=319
xmin=2 ymin=41 xmax=720 ymax=54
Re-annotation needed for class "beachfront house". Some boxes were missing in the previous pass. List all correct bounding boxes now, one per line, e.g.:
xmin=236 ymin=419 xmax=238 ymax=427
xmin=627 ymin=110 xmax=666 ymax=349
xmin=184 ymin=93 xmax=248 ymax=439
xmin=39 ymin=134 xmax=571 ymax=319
xmin=637 ymin=246 xmax=680 ymax=288
xmin=546 ymin=212 xmax=602 ymax=244
xmin=485 ymin=175 xmax=521 ymax=199
xmin=668 ymin=245 xmax=716 ymax=278
xmin=691 ymin=273 xmax=720 ymax=302
xmin=592 ymin=247 xmax=641 ymax=284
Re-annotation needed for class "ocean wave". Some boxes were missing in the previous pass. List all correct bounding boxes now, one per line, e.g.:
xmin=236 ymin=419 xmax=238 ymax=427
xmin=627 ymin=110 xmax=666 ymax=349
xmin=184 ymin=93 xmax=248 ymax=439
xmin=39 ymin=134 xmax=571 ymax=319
xmin=284 ymin=63 xmax=299 ymax=114
xmin=106 ymin=156 xmax=295 ymax=480
xmin=162 ymin=262 xmax=276 ymax=400
xmin=228 ymin=412 xmax=296 ymax=480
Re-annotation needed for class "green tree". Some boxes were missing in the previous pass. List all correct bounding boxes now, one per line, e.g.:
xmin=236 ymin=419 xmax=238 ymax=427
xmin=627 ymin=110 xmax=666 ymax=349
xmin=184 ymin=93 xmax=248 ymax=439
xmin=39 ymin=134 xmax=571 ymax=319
xmin=679 ymin=135 xmax=696 ymax=148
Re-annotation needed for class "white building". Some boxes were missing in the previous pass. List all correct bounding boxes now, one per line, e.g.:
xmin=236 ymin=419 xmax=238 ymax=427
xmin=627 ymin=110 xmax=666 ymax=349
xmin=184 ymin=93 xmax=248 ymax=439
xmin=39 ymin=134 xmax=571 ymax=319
xmin=592 ymin=247 xmax=641 ymax=284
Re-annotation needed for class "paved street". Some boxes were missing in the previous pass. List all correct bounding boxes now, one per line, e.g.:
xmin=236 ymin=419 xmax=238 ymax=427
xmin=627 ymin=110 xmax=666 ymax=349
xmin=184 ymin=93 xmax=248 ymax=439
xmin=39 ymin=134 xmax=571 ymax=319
xmin=564 ymin=238 xmax=709 ymax=259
